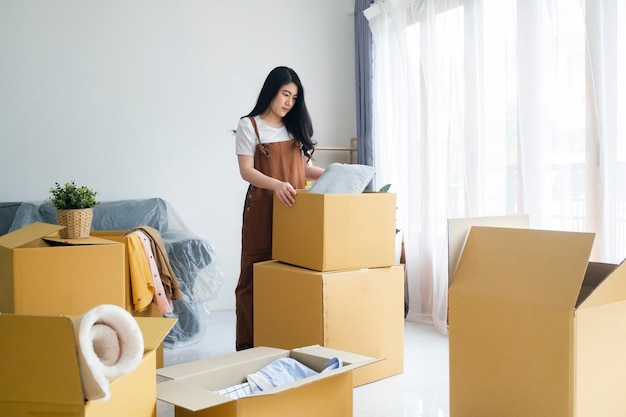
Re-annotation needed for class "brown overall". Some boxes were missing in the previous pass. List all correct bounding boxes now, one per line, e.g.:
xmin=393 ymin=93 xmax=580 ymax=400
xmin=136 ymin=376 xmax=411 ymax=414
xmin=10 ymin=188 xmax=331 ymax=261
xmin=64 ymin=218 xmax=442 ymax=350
xmin=235 ymin=117 xmax=305 ymax=351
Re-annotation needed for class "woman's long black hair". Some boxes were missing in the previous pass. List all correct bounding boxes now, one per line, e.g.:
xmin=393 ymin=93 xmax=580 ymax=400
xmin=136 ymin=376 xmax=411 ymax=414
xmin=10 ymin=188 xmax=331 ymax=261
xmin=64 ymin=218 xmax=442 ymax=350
xmin=245 ymin=66 xmax=316 ymax=159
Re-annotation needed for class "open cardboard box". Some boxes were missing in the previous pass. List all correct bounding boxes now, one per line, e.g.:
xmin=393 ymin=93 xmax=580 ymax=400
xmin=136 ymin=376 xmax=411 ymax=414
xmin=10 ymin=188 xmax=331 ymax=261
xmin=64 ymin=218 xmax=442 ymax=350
xmin=0 ymin=222 xmax=126 ymax=314
xmin=253 ymin=260 xmax=404 ymax=387
xmin=272 ymin=191 xmax=396 ymax=271
xmin=448 ymin=226 xmax=626 ymax=417
xmin=157 ymin=345 xmax=377 ymax=417
xmin=0 ymin=314 xmax=176 ymax=417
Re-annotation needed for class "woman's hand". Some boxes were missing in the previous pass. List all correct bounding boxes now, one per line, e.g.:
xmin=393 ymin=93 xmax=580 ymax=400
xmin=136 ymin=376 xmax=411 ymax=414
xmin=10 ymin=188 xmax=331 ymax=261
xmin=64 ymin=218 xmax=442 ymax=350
xmin=273 ymin=181 xmax=297 ymax=207
xmin=238 ymin=155 xmax=297 ymax=206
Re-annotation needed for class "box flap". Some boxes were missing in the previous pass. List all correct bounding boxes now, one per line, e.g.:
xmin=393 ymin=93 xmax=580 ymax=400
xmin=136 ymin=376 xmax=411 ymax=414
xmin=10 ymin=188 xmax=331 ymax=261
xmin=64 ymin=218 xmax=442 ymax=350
xmin=290 ymin=345 xmax=379 ymax=369
xmin=157 ymin=346 xmax=287 ymax=380
xmin=0 ymin=314 xmax=84 ymax=405
xmin=447 ymin=215 xmax=529 ymax=285
xmin=134 ymin=317 xmax=177 ymax=353
xmin=43 ymin=236 xmax=120 ymax=246
xmin=158 ymin=379 xmax=235 ymax=411
xmin=451 ymin=227 xmax=595 ymax=310
xmin=90 ymin=230 xmax=127 ymax=237
xmin=578 ymin=260 xmax=626 ymax=309
xmin=0 ymin=222 xmax=64 ymax=249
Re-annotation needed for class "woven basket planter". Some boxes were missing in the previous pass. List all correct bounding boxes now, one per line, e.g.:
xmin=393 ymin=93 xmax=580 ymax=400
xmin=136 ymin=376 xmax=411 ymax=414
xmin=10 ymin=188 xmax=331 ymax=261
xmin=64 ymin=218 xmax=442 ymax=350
xmin=56 ymin=208 xmax=94 ymax=239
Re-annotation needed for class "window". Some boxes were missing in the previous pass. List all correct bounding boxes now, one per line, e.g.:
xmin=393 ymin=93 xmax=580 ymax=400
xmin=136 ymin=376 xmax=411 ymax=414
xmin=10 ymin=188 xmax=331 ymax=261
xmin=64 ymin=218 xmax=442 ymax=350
xmin=399 ymin=0 xmax=625 ymax=261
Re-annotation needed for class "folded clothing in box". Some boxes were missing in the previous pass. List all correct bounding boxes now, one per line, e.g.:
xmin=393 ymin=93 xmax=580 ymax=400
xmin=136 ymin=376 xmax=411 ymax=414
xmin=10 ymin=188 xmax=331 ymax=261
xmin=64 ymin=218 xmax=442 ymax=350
xmin=215 ymin=356 xmax=342 ymax=399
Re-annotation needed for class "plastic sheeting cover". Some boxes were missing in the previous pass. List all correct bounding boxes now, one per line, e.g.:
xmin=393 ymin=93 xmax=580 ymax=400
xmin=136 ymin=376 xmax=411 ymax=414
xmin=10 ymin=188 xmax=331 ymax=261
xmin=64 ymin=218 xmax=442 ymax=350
xmin=7 ymin=198 xmax=223 ymax=349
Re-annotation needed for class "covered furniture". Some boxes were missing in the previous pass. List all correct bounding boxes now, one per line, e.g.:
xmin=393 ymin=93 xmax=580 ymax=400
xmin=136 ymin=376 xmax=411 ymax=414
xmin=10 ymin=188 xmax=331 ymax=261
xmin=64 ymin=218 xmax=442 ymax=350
xmin=0 ymin=198 xmax=222 ymax=349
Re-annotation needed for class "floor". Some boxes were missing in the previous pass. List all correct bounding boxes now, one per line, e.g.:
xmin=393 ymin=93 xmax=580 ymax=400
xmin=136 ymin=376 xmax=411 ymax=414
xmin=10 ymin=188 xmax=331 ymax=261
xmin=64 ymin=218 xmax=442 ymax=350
xmin=157 ymin=310 xmax=450 ymax=417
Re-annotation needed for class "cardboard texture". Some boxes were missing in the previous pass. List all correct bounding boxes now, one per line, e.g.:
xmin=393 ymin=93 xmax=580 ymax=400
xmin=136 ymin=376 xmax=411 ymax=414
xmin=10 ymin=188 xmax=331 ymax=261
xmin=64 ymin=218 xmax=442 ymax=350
xmin=448 ymin=226 xmax=626 ymax=417
xmin=157 ymin=345 xmax=378 ymax=417
xmin=0 ymin=314 xmax=176 ymax=417
xmin=0 ymin=222 xmax=126 ymax=315
xmin=272 ymin=191 xmax=396 ymax=271
xmin=253 ymin=261 xmax=404 ymax=386
xmin=447 ymin=214 xmax=529 ymax=284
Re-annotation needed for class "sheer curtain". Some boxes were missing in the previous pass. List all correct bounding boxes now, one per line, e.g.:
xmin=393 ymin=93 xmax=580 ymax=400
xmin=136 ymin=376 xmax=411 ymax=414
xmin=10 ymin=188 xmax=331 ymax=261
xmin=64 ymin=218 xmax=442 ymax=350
xmin=364 ymin=0 xmax=625 ymax=334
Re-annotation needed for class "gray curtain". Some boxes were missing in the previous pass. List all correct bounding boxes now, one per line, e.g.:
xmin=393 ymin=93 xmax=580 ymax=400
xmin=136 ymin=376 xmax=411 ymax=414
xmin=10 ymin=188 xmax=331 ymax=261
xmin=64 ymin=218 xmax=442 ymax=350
xmin=354 ymin=0 xmax=374 ymax=167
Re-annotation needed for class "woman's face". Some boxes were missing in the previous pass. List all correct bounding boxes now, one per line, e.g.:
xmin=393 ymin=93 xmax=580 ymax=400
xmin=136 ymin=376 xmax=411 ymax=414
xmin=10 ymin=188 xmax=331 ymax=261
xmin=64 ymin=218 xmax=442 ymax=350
xmin=268 ymin=82 xmax=298 ymax=119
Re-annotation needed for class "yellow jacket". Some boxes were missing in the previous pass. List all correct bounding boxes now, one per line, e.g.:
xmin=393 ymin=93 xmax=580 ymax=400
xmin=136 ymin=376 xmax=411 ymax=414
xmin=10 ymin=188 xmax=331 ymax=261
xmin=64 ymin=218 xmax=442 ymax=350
xmin=126 ymin=233 xmax=154 ymax=312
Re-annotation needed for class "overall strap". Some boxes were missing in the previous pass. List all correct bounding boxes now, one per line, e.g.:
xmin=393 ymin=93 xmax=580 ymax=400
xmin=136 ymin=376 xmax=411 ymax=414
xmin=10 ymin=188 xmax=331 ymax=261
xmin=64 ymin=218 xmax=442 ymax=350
xmin=248 ymin=116 xmax=262 ymax=145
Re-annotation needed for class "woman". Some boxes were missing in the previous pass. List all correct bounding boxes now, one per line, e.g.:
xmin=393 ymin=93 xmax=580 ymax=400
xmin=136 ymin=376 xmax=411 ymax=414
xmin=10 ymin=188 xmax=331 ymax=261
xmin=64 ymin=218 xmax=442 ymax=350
xmin=234 ymin=66 xmax=324 ymax=351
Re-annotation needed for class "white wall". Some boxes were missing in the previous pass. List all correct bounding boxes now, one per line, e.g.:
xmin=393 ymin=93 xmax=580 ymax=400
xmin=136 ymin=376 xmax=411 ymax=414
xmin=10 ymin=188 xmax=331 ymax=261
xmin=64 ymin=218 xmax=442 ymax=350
xmin=0 ymin=0 xmax=357 ymax=310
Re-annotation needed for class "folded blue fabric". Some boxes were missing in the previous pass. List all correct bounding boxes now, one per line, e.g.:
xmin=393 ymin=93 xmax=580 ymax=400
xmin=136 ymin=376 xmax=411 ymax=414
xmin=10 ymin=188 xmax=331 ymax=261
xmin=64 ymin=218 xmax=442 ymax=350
xmin=322 ymin=357 xmax=342 ymax=373
xmin=247 ymin=357 xmax=343 ymax=393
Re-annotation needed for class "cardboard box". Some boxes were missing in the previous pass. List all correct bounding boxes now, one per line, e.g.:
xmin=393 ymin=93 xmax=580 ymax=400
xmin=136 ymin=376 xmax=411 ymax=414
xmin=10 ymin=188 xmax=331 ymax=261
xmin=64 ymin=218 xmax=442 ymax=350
xmin=0 ymin=314 xmax=176 ymax=417
xmin=0 ymin=222 xmax=126 ymax=315
xmin=253 ymin=260 xmax=404 ymax=386
xmin=272 ymin=191 xmax=396 ymax=271
xmin=448 ymin=226 xmax=626 ymax=417
xmin=156 ymin=345 xmax=377 ymax=417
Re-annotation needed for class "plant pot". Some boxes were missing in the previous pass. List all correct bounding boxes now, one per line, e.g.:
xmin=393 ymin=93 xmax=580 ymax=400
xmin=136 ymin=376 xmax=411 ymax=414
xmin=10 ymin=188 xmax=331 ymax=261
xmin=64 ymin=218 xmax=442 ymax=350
xmin=56 ymin=208 xmax=94 ymax=239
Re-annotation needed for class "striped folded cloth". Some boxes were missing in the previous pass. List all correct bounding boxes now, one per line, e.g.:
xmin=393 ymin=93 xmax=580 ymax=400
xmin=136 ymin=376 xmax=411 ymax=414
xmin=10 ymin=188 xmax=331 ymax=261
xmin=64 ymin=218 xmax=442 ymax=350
xmin=215 ymin=382 xmax=253 ymax=399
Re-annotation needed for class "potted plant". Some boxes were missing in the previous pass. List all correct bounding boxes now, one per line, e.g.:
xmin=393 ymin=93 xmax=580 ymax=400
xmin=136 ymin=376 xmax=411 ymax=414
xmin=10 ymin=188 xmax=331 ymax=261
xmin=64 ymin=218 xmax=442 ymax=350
xmin=49 ymin=181 xmax=100 ymax=239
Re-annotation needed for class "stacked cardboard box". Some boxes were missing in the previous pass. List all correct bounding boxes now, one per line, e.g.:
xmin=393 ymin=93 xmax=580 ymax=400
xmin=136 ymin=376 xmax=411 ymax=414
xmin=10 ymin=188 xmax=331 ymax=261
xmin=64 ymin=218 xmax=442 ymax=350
xmin=156 ymin=191 xmax=399 ymax=414
xmin=254 ymin=191 xmax=404 ymax=387
xmin=0 ymin=222 xmax=178 ymax=416
xmin=0 ymin=222 xmax=126 ymax=315
xmin=0 ymin=223 xmax=164 ymax=318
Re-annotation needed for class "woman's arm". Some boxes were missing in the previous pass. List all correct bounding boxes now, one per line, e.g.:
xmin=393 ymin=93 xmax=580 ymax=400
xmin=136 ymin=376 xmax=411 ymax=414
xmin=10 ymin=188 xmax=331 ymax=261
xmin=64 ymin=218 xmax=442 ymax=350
xmin=238 ymin=155 xmax=297 ymax=207
xmin=304 ymin=157 xmax=325 ymax=180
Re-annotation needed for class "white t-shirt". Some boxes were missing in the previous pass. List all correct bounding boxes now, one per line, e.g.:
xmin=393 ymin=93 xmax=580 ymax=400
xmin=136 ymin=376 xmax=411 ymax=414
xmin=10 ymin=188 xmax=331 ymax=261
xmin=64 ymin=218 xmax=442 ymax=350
xmin=235 ymin=115 xmax=294 ymax=156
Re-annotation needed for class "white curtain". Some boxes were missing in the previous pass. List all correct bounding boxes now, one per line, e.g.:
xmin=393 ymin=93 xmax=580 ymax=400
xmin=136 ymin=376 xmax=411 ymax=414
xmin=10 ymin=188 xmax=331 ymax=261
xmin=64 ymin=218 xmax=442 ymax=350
xmin=365 ymin=0 xmax=625 ymax=334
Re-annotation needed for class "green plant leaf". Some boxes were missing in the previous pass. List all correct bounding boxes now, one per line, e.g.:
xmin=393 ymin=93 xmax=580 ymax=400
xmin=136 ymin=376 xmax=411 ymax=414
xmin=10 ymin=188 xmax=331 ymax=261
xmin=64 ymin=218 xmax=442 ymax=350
xmin=49 ymin=181 xmax=99 ymax=209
